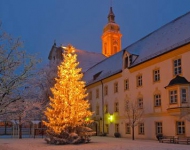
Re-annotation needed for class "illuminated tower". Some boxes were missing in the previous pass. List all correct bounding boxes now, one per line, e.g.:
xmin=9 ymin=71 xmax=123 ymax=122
xmin=101 ymin=7 xmax=122 ymax=57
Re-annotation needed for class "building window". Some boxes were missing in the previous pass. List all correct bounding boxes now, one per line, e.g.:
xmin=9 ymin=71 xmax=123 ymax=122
xmin=89 ymin=91 xmax=92 ymax=100
xmin=104 ymin=85 xmax=108 ymax=96
xmin=115 ymin=124 xmax=119 ymax=133
xmin=137 ymin=75 xmax=142 ymax=87
xmin=181 ymin=88 xmax=187 ymax=103
xmin=114 ymin=102 xmax=119 ymax=112
xmin=173 ymin=58 xmax=182 ymax=75
xmin=125 ymin=123 xmax=131 ymax=134
xmin=96 ymin=88 xmax=99 ymax=98
xmin=124 ymin=79 xmax=129 ymax=90
xmin=105 ymin=124 xmax=109 ymax=134
xmin=105 ymin=104 xmax=108 ymax=113
xmin=113 ymin=46 xmax=117 ymax=53
xmin=138 ymin=123 xmax=145 ymax=135
xmin=114 ymin=82 xmax=118 ymax=93
xmin=176 ymin=121 xmax=185 ymax=135
xmin=154 ymin=94 xmax=161 ymax=107
xmin=125 ymin=100 xmax=129 ymax=111
xmin=104 ymin=43 xmax=107 ymax=54
xmin=155 ymin=122 xmax=162 ymax=134
xmin=169 ymin=90 xmax=177 ymax=104
xmin=96 ymin=105 xmax=99 ymax=115
xmin=153 ymin=69 xmax=160 ymax=82
xmin=138 ymin=98 xmax=143 ymax=109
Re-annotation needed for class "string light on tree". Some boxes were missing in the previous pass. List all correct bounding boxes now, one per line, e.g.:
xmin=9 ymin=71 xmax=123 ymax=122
xmin=43 ymin=44 xmax=94 ymax=144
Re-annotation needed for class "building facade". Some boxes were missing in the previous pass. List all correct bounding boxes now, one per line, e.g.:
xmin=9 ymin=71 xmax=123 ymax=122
xmin=83 ymin=11 xmax=190 ymax=139
xmin=48 ymin=8 xmax=190 ymax=140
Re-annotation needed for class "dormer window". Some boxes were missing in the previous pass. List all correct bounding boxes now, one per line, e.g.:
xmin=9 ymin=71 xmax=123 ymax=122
xmin=124 ymin=54 xmax=134 ymax=69
xmin=93 ymin=71 xmax=102 ymax=80
xmin=124 ymin=56 xmax=129 ymax=68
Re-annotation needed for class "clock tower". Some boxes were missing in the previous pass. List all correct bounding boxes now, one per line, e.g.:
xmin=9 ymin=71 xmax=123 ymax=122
xmin=101 ymin=7 xmax=122 ymax=57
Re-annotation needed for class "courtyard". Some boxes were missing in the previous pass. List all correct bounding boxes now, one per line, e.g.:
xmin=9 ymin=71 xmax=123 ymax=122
xmin=0 ymin=136 xmax=190 ymax=150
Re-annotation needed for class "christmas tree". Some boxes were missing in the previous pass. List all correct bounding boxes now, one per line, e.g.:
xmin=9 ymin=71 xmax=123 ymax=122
xmin=43 ymin=45 xmax=94 ymax=144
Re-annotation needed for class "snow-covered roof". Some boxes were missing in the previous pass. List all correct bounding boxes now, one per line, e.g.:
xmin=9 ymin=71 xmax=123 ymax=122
xmin=75 ymin=49 xmax=106 ymax=72
xmin=126 ymin=11 xmax=190 ymax=67
xmin=83 ymin=51 xmax=124 ymax=86
xmin=48 ymin=45 xmax=106 ymax=73
xmin=83 ymin=11 xmax=190 ymax=86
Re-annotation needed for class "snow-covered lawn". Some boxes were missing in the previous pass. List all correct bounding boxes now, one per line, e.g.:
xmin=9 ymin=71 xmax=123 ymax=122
xmin=0 ymin=136 xmax=190 ymax=150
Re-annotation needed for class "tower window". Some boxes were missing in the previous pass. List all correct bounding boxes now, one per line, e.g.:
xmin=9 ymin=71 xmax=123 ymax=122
xmin=104 ymin=43 xmax=107 ymax=54
xmin=113 ymin=46 xmax=117 ymax=53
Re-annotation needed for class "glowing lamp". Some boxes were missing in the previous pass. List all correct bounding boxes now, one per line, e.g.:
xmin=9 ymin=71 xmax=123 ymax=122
xmin=108 ymin=115 xmax=113 ymax=122
xmin=85 ymin=117 xmax=90 ymax=121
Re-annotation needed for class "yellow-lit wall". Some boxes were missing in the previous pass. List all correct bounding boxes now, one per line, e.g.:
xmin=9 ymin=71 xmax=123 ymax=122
xmin=86 ymin=44 xmax=190 ymax=139
xmin=101 ymin=31 xmax=122 ymax=57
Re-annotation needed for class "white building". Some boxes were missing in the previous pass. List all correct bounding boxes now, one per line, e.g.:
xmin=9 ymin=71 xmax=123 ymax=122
xmin=83 ymin=10 xmax=190 ymax=139
xmin=49 ymin=8 xmax=190 ymax=139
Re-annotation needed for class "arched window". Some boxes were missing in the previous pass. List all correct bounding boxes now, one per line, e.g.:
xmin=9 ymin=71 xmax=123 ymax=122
xmin=113 ymin=45 xmax=117 ymax=53
xmin=104 ymin=43 xmax=107 ymax=54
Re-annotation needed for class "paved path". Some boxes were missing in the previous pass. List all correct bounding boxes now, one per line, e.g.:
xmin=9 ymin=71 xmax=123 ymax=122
xmin=0 ymin=136 xmax=190 ymax=150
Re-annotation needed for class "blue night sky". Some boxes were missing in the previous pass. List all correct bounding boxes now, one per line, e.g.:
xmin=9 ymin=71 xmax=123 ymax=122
xmin=1 ymin=0 xmax=190 ymax=65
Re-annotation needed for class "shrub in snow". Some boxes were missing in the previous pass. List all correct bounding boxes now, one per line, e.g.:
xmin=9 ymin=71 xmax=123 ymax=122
xmin=114 ymin=132 xmax=121 ymax=138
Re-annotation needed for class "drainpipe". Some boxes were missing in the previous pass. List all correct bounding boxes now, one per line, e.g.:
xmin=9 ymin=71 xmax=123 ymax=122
xmin=100 ymin=80 xmax=104 ymax=133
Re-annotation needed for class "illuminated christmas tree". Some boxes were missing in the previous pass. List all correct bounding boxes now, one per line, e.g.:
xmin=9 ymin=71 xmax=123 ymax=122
xmin=44 ymin=45 xmax=94 ymax=144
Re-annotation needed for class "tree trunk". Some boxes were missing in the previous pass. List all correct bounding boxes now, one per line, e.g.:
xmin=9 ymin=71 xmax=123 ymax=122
xmin=132 ymin=125 xmax=134 ymax=140
xmin=19 ymin=116 xmax=22 ymax=139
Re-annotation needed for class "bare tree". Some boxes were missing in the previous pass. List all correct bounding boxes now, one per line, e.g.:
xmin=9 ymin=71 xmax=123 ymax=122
xmin=0 ymin=23 xmax=40 ymax=116
xmin=124 ymin=99 xmax=144 ymax=140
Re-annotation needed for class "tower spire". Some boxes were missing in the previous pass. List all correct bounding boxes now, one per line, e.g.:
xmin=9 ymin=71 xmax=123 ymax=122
xmin=102 ymin=6 xmax=122 ymax=57
xmin=108 ymin=7 xmax=115 ymax=23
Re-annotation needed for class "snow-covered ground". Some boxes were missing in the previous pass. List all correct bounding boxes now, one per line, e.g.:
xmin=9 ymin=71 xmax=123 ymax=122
xmin=0 ymin=136 xmax=190 ymax=150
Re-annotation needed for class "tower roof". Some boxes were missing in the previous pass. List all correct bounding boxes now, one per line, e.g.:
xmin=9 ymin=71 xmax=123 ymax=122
xmin=103 ymin=7 xmax=120 ymax=33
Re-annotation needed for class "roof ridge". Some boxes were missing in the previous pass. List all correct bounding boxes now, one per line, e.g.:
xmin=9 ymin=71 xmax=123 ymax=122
xmin=124 ymin=11 xmax=190 ymax=52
